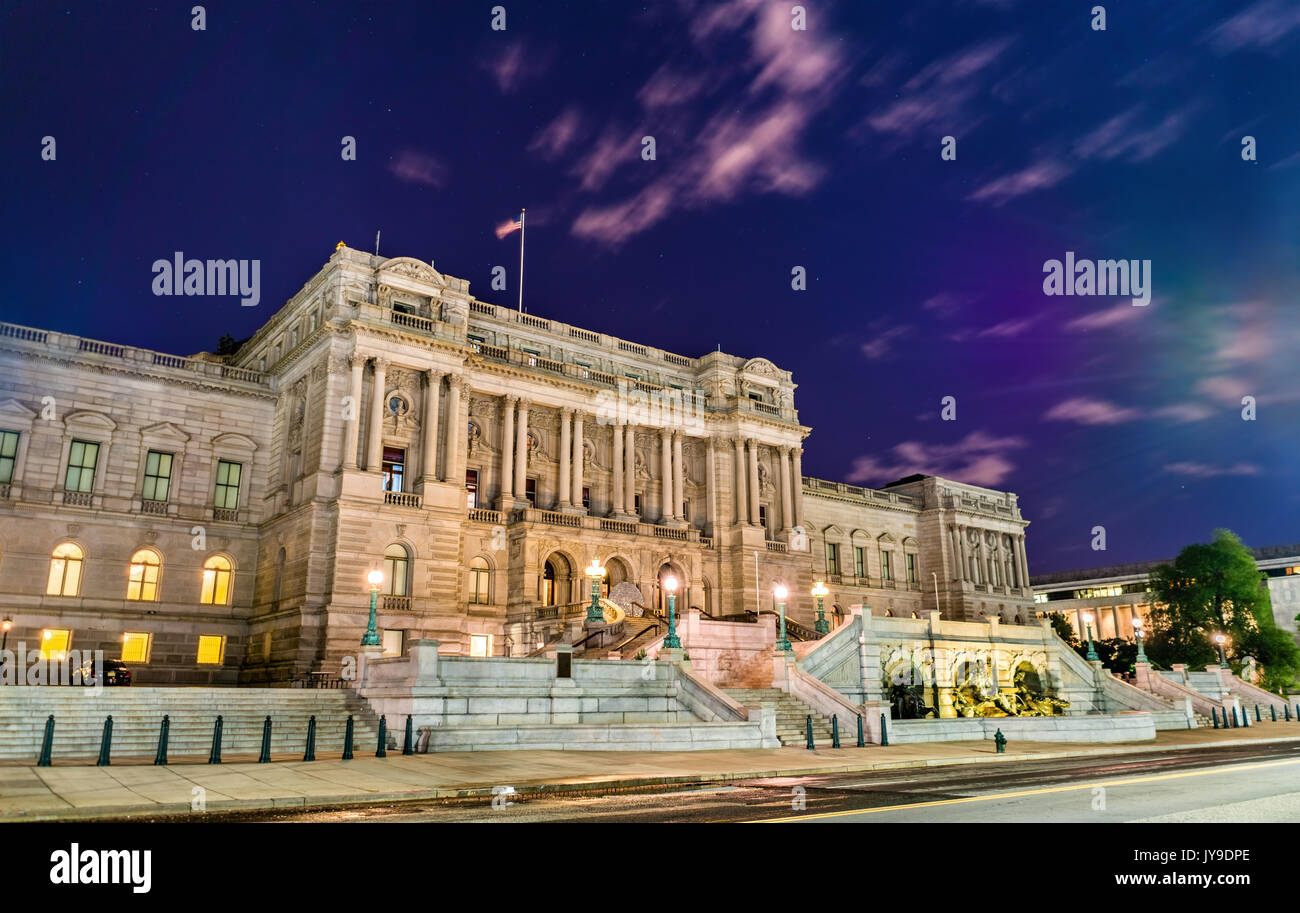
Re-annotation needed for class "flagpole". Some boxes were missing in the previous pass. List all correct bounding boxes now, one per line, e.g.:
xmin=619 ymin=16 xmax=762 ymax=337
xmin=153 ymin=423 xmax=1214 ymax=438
xmin=517 ymin=208 xmax=526 ymax=313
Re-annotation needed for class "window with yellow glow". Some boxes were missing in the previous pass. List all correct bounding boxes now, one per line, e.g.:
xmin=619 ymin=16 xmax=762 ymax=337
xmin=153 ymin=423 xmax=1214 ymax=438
xmin=196 ymin=635 xmax=225 ymax=665
xmin=469 ymin=556 xmax=490 ymax=604
xmin=121 ymin=632 xmax=151 ymax=663
xmin=381 ymin=629 xmax=404 ymax=658
xmin=46 ymin=542 xmax=84 ymax=596
xmin=469 ymin=634 xmax=492 ymax=657
xmin=40 ymin=628 xmax=71 ymax=660
xmin=200 ymin=555 xmax=233 ymax=605
xmin=126 ymin=548 xmax=161 ymax=601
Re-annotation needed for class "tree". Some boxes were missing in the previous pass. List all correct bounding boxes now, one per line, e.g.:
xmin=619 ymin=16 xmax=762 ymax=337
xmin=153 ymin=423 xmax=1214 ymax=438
xmin=1045 ymin=611 xmax=1077 ymax=644
xmin=1146 ymin=529 xmax=1298 ymax=686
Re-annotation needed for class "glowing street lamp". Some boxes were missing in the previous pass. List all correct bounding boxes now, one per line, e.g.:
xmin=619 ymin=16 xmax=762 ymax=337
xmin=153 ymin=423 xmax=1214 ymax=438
xmin=774 ymin=584 xmax=792 ymax=653
xmin=1213 ymin=632 xmax=1228 ymax=669
xmin=362 ymin=569 xmax=383 ymax=647
xmin=811 ymin=581 xmax=830 ymax=634
xmin=663 ymin=576 xmax=681 ymax=649
xmin=585 ymin=558 xmax=606 ymax=622
xmin=1132 ymin=616 xmax=1147 ymax=664
xmin=1081 ymin=611 xmax=1099 ymax=662
xmin=1 ymin=617 xmax=11 ymax=653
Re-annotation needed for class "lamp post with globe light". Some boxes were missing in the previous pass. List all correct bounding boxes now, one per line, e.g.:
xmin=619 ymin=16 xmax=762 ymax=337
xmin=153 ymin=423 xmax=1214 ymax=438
xmin=1132 ymin=615 xmax=1147 ymax=664
xmin=774 ymin=584 xmax=792 ymax=653
xmin=812 ymin=581 xmax=830 ymax=634
xmin=1214 ymin=632 xmax=1229 ymax=669
xmin=1081 ymin=610 xmax=1099 ymax=662
xmin=362 ymin=569 xmax=383 ymax=648
xmin=585 ymin=559 xmax=606 ymax=622
xmin=663 ymin=576 xmax=681 ymax=648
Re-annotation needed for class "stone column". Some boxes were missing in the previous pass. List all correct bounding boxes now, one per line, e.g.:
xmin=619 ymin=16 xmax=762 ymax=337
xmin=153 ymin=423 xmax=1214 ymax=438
xmin=571 ymin=412 xmax=584 ymax=510
xmin=558 ymin=408 xmax=572 ymax=508
xmin=778 ymin=446 xmax=793 ymax=533
xmin=791 ymin=446 xmax=805 ymax=530
xmin=499 ymin=395 xmax=516 ymax=507
xmin=624 ymin=425 xmax=636 ymax=516
xmin=747 ymin=439 xmax=760 ymax=529
xmin=705 ymin=436 xmax=717 ymax=533
xmin=733 ymin=436 xmax=748 ymax=525
xmin=445 ymin=375 xmax=464 ymax=491
xmin=343 ymin=355 xmax=365 ymax=469
xmin=660 ymin=428 xmax=674 ymax=520
xmin=957 ymin=525 xmax=968 ymax=581
xmin=1017 ymin=535 xmax=1031 ymax=590
xmin=514 ymin=399 xmax=530 ymax=500
xmin=422 ymin=370 xmax=442 ymax=483
xmin=366 ymin=357 xmax=389 ymax=471
xmin=672 ymin=432 xmax=685 ymax=521
xmin=612 ymin=422 xmax=625 ymax=514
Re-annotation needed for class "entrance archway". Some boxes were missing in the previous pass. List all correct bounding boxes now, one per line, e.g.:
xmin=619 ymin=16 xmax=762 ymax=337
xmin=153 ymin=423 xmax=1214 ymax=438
xmin=541 ymin=552 xmax=574 ymax=606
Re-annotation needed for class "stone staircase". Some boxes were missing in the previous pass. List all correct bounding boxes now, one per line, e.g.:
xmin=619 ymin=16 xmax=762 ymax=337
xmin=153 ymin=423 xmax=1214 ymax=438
xmin=724 ymin=688 xmax=837 ymax=747
xmin=0 ymin=687 xmax=382 ymax=763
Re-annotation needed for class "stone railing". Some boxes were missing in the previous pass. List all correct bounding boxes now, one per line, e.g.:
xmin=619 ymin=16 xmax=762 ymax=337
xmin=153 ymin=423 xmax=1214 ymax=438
xmin=380 ymin=595 xmax=412 ymax=611
xmin=383 ymin=491 xmax=422 ymax=509
xmin=390 ymin=310 xmax=436 ymax=334
xmin=467 ymin=507 xmax=502 ymax=524
xmin=765 ymin=540 xmax=787 ymax=553
xmin=507 ymin=508 xmax=703 ymax=544
xmin=802 ymin=476 xmax=918 ymax=507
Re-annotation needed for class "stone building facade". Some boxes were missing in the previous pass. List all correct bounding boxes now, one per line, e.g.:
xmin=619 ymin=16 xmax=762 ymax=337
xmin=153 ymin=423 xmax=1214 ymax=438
xmin=0 ymin=244 xmax=1036 ymax=684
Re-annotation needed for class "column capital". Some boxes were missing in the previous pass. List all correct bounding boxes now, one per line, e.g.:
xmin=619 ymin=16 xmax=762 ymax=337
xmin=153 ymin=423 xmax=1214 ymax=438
xmin=424 ymin=368 xmax=444 ymax=386
xmin=349 ymin=353 xmax=368 ymax=370
xmin=372 ymin=356 xmax=391 ymax=371
xmin=504 ymin=392 xmax=519 ymax=406
xmin=446 ymin=373 xmax=467 ymax=392
xmin=516 ymin=397 xmax=531 ymax=410
xmin=561 ymin=406 xmax=574 ymax=418
xmin=778 ymin=444 xmax=791 ymax=457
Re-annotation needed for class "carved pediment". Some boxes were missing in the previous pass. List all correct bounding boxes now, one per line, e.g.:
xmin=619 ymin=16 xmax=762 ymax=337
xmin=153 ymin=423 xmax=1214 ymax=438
xmin=63 ymin=410 xmax=117 ymax=432
xmin=377 ymin=257 xmax=446 ymax=288
xmin=742 ymin=357 xmax=782 ymax=379
xmin=139 ymin=421 xmax=191 ymax=445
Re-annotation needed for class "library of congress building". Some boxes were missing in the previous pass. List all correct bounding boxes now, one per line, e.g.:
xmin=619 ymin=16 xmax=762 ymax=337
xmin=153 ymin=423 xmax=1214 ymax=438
xmin=0 ymin=244 xmax=1036 ymax=684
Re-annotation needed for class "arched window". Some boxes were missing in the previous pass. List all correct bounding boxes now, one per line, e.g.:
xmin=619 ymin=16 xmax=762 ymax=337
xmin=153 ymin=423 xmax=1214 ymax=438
xmin=126 ymin=548 xmax=162 ymax=601
xmin=384 ymin=544 xmax=409 ymax=596
xmin=201 ymin=555 xmax=233 ymax=606
xmin=469 ymin=556 xmax=490 ymax=605
xmin=47 ymin=542 xmax=84 ymax=596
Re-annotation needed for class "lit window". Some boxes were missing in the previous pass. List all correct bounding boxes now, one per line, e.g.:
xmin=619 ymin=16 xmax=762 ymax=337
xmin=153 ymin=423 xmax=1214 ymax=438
xmin=64 ymin=440 xmax=100 ymax=492
xmin=469 ymin=556 xmax=490 ymax=605
xmin=469 ymin=634 xmax=492 ymax=657
xmin=382 ymin=447 xmax=405 ymax=493
xmin=1033 ymin=593 xmax=1048 ymax=604
xmin=200 ymin=555 xmax=233 ymax=605
xmin=758 ymin=505 xmax=768 ymax=529
xmin=465 ymin=469 xmax=479 ymax=509
xmin=0 ymin=430 xmax=19 ymax=484
xmin=40 ymin=628 xmax=71 ymax=660
xmin=214 ymin=460 xmax=242 ymax=510
xmin=525 ymin=478 xmax=537 ymax=506
xmin=384 ymin=544 xmax=409 ymax=596
xmin=582 ymin=487 xmax=591 ymax=510
xmin=126 ymin=548 xmax=162 ymax=601
xmin=196 ymin=635 xmax=225 ymax=665
xmin=142 ymin=450 xmax=174 ymax=502
xmin=381 ymin=629 xmax=404 ymax=658
xmin=46 ymin=542 xmax=84 ymax=596
xmin=121 ymin=632 xmax=151 ymax=664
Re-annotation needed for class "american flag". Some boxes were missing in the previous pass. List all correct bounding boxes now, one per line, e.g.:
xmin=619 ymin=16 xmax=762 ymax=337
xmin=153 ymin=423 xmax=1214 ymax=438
xmin=495 ymin=211 xmax=524 ymax=239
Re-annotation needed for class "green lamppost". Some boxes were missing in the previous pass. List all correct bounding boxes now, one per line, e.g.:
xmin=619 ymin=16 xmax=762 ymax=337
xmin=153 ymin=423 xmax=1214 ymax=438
xmin=812 ymin=581 xmax=830 ymax=634
xmin=584 ymin=558 xmax=606 ymax=622
xmin=1081 ymin=610 xmax=1099 ymax=662
xmin=361 ymin=569 xmax=383 ymax=647
xmin=1 ymin=617 xmax=11 ymax=654
xmin=774 ymin=584 xmax=792 ymax=653
xmin=1214 ymin=632 xmax=1228 ymax=669
xmin=1132 ymin=616 xmax=1147 ymax=664
xmin=663 ymin=575 xmax=681 ymax=648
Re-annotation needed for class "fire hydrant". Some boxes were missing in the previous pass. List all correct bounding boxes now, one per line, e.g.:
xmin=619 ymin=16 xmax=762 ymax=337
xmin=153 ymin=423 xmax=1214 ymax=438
xmin=994 ymin=729 xmax=1007 ymax=753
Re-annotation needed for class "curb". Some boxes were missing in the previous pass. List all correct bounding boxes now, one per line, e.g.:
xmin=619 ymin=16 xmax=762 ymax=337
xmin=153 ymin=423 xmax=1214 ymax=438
xmin=5 ymin=733 xmax=1299 ymax=822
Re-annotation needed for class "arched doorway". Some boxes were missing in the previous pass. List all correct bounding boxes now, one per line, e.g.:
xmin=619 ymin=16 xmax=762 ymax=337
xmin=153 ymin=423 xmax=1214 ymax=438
xmin=540 ymin=552 xmax=574 ymax=606
xmin=604 ymin=555 xmax=633 ymax=598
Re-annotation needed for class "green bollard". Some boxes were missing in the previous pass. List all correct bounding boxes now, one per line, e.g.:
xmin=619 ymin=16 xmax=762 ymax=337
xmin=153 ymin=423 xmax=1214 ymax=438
xmin=1256 ymin=705 xmax=1261 ymax=722
xmin=154 ymin=715 xmax=170 ymax=766
xmin=831 ymin=714 xmax=841 ymax=749
xmin=1212 ymin=707 xmax=1219 ymax=729
xmin=209 ymin=715 xmax=223 ymax=764
xmin=342 ymin=715 xmax=354 ymax=760
xmin=37 ymin=715 xmax=54 ymax=767
xmin=1272 ymin=705 xmax=1277 ymax=722
xmin=805 ymin=715 xmax=815 ymax=750
xmin=377 ymin=715 xmax=387 ymax=758
xmin=96 ymin=715 xmax=113 ymax=766
xmin=258 ymin=715 xmax=272 ymax=762
xmin=303 ymin=715 xmax=316 ymax=762
xmin=1287 ymin=705 xmax=1293 ymax=722
xmin=403 ymin=714 xmax=414 ymax=755
xmin=1243 ymin=707 xmax=1250 ymax=728
xmin=994 ymin=729 xmax=1007 ymax=753
xmin=857 ymin=714 xmax=865 ymax=748
xmin=880 ymin=713 xmax=889 ymax=747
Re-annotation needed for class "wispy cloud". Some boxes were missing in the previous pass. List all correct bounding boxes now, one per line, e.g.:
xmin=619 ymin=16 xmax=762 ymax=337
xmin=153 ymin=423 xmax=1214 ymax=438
xmin=848 ymin=430 xmax=1028 ymax=488
xmin=1205 ymin=0 xmax=1300 ymax=53
xmin=1163 ymin=461 xmax=1261 ymax=479
xmin=968 ymin=159 xmax=1072 ymax=204
xmin=1064 ymin=305 xmax=1144 ymax=331
xmin=1044 ymin=397 xmax=1141 ymax=426
xmin=388 ymin=150 xmax=447 ymax=188
xmin=528 ymin=107 xmax=584 ymax=161
xmin=1073 ymin=106 xmax=1192 ymax=162
xmin=864 ymin=37 xmax=1013 ymax=141
xmin=484 ymin=41 xmax=551 ymax=93
xmin=860 ymin=325 xmax=913 ymax=360
xmin=1153 ymin=403 xmax=1215 ymax=423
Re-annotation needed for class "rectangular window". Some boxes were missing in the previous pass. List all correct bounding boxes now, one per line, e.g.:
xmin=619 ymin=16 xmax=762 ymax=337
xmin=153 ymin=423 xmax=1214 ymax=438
xmin=758 ymin=505 xmax=768 ymax=529
xmin=581 ymin=486 xmax=591 ymax=510
xmin=575 ymin=360 xmax=591 ymax=379
xmin=196 ymin=635 xmax=225 ymax=665
xmin=40 ymin=629 xmax=72 ymax=660
xmin=907 ymin=553 xmax=917 ymax=583
xmin=381 ymin=629 xmax=405 ymax=658
xmin=0 ymin=430 xmax=18 ymax=484
xmin=214 ymin=460 xmax=242 ymax=509
xmin=854 ymin=546 xmax=866 ymax=578
xmin=121 ymin=632 xmax=152 ymax=664
xmin=142 ymin=450 xmax=173 ymax=502
xmin=64 ymin=440 xmax=100 ymax=492
xmin=525 ymin=478 xmax=537 ymax=507
xmin=826 ymin=543 xmax=839 ymax=576
xmin=523 ymin=348 xmax=540 ymax=367
xmin=681 ymin=500 xmax=690 ymax=521
xmin=465 ymin=469 xmax=479 ymax=510
xmin=382 ymin=446 xmax=405 ymax=493
xmin=634 ymin=493 xmax=642 ymax=515
xmin=882 ymin=551 xmax=893 ymax=581
xmin=469 ymin=634 xmax=492 ymax=657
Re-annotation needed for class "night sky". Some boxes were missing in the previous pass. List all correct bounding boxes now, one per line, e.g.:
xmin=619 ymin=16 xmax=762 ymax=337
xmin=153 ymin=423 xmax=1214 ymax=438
xmin=2 ymin=1 xmax=1297 ymax=573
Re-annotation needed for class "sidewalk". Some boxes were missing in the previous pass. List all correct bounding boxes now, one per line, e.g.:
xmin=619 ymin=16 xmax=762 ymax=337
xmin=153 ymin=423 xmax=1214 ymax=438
xmin=2 ymin=722 xmax=1297 ymax=821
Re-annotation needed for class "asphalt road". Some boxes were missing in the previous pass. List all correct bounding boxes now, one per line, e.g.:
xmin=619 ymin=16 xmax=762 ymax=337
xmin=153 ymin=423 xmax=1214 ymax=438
xmin=121 ymin=740 xmax=1300 ymax=824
